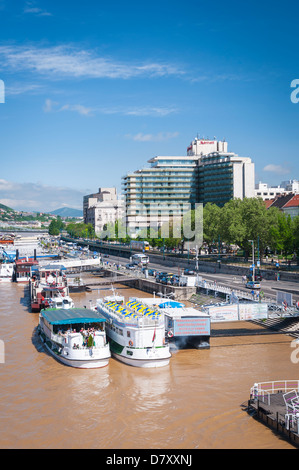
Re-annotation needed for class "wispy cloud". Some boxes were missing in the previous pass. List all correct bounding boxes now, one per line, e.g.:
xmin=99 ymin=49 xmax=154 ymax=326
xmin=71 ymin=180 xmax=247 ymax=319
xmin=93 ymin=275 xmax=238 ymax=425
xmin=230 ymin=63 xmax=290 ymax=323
xmin=263 ymin=164 xmax=290 ymax=175
xmin=125 ymin=132 xmax=179 ymax=142
xmin=43 ymin=98 xmax=93 ymax=116
xmin=23 ymin=1 xmax=52 ymax=17
xmin=43 ymin=99 xmax=175 ymax=118
xmin=43 ymin=98 xmax=57 ymax=112
xmin=0 ymin=179 xmax=85 ymax=212
xmin=5 ymin=82 xmax=43 ymax=96
xmin=60 ymin=104 xmax=94 ymax=116
xmin=0 ymin=44 xmax=184 ymax=80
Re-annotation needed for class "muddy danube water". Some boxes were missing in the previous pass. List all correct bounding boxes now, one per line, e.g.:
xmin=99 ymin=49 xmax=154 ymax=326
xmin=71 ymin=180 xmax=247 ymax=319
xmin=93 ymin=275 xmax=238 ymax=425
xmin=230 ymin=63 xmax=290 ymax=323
xmin=0 ymin=282 xmax=298 ymax=449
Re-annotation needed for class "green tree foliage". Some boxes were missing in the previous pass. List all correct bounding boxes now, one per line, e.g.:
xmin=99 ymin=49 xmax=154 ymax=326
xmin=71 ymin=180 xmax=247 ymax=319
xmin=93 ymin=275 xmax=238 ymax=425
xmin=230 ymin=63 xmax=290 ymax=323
xmin=203 ymin=198 xmax=297 ymax=260
xmin=66 ymin=222 xmax=95 ymax=239
xmin=48 ymin=217 xmax=65 ymax=236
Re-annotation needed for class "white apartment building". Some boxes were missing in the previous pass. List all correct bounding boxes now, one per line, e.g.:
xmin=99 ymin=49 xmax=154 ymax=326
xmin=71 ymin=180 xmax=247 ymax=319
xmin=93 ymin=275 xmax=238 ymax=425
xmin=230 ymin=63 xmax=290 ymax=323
xmin=83 ymin=187 xmax=124 ymax=235
xmin=255 ymin=180 xmax=299 ymax=200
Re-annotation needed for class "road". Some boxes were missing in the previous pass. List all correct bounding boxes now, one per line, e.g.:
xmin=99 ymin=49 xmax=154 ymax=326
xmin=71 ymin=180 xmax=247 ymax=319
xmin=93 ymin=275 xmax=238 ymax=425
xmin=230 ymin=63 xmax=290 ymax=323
xmin=100 ymin=252 xmax=299 ymax=304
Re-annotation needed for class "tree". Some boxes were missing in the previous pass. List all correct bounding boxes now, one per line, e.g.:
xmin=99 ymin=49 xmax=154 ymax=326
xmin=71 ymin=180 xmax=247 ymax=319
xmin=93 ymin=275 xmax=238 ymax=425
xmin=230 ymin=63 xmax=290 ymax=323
xmin=202 ymin=203 xmax=222 ymax=252
xmin=49 ymin=217 xmax=65 ymax=236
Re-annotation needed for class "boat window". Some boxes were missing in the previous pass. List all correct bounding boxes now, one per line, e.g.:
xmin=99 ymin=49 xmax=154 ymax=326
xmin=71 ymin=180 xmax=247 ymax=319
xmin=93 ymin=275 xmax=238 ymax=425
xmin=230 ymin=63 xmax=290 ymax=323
xmin=127 ymin=331 xmax=131 ymax=337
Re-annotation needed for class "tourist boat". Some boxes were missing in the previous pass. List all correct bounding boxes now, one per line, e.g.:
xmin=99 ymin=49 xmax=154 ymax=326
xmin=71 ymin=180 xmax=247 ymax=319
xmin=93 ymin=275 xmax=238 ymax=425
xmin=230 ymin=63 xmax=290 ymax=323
xmin=0 ymin=262 xmax=14 ymax=282
xmin=30 ymin=264 xmax=74 ymax=312
xmin=96 ymin=292 xmax=171 ymax=368
xmin=131 ymin=296 xmax=211 ymax=349
xmin=37 ymin=307 xmax=111 ymax=368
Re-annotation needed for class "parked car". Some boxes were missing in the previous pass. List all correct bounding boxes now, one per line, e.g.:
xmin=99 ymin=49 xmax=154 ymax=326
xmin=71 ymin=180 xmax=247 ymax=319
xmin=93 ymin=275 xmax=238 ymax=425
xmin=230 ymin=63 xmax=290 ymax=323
xmin=156 ymin=272 xmax=168 ymax=282
xmin=245 ymin=281 xmax=261 ymax=289
xmin=126 ymin=263 xmax=136 ymax=270
xmin=184 ymin=268 xmax=195 ymax=275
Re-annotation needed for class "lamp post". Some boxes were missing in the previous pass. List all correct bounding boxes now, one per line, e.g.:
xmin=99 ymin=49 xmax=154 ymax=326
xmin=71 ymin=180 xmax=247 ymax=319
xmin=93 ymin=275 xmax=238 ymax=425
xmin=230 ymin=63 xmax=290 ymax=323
xmin=249 ymin=239 xmax=255 ymax=282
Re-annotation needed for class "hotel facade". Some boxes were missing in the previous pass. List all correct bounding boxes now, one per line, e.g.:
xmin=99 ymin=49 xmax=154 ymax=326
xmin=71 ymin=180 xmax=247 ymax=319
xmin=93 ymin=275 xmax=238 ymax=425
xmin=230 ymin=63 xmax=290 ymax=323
xmin=122 ymin=136 xmax=255 ymax=234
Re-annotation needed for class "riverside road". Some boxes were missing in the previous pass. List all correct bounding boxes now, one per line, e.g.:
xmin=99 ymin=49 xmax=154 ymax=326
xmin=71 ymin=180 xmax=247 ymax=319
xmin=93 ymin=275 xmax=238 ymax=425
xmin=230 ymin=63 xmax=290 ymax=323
xmin=99 ymin=253 xmax=299 ymax=304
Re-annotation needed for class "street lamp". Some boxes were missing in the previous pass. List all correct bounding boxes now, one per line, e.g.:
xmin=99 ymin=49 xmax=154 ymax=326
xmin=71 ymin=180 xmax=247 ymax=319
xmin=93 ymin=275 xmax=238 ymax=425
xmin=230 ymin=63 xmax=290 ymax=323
xmin=248 ymin=239 xmax=255 ymax=282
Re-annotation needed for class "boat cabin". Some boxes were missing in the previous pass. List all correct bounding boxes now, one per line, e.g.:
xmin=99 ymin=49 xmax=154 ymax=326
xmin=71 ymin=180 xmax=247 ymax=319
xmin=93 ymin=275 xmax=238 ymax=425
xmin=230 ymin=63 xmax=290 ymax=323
xmin=14 ymin=258 xmax=39 ymax=282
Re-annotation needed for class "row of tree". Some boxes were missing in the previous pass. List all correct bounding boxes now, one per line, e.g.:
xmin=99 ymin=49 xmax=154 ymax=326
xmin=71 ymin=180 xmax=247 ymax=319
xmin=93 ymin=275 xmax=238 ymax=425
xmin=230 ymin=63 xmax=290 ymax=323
xmin=52 ymin=198 xmax=299 ymax=260
xmin=98 ymin=198 xmax=299 ymax=260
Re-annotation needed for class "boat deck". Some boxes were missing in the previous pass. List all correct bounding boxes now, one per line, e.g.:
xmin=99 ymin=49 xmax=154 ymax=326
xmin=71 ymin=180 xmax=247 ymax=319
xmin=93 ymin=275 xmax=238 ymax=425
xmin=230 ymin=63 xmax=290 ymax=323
xmin=247 ymin=391 xmax=299 ymax=447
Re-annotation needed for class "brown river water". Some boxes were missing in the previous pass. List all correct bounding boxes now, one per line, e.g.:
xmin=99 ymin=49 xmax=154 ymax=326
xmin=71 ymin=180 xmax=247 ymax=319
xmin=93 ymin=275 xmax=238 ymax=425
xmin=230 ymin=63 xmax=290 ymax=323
xmin=0 ymin=281 xmax=298 ymax=449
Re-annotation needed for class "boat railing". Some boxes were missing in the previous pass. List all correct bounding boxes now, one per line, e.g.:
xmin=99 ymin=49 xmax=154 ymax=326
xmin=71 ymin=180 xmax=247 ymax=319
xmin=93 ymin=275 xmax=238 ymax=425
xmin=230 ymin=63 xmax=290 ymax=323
xmin=51 ymin=331 xmax=107 ymax=349
xmin=250 ymin=380 xmax=299 ymax=405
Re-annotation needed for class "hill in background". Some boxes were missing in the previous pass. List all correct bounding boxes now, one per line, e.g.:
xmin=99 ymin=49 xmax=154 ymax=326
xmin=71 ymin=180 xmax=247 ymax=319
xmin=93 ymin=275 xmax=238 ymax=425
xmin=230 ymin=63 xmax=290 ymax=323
xmin=0 ymin=203 xmax=15 ymax=213
xmin=49 ymin=207 xmax=83 ymax=218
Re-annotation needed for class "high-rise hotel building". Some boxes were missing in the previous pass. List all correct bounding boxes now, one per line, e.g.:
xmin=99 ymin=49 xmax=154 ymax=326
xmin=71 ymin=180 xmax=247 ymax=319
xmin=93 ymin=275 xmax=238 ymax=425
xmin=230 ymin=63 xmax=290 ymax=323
xmin=122 ymin=137 xmax=255 ymax=233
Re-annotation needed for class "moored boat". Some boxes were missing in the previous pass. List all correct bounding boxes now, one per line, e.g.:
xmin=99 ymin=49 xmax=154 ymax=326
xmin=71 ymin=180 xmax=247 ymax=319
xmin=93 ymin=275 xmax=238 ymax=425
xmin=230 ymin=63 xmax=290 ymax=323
xmin=37 ymin=307 xmax=111 ymax=368
xmin=96 ymin=294 xmax=171 ymax=368
xmin=30 ymin=264 xmax=74 ymax=312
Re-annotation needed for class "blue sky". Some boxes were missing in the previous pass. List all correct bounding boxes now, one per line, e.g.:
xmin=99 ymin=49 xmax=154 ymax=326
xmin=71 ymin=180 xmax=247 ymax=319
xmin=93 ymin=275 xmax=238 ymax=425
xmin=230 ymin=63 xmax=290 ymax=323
xmin=0 ymin=0 xmax=298 ymax=212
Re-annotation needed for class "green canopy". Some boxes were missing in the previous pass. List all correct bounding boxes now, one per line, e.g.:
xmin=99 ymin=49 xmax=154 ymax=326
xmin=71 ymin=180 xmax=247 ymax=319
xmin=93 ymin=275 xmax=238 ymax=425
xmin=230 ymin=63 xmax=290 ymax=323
xmin=41 ymin=308 xmax=106 ymax=325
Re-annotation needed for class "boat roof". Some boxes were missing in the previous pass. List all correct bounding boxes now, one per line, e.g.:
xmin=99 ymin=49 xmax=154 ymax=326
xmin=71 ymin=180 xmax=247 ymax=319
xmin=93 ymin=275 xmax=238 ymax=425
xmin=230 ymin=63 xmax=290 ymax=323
xmin=161 ymin=307 xmax=210 ymax=318
xmin=41 ymin=307 xmax=106 ymax=325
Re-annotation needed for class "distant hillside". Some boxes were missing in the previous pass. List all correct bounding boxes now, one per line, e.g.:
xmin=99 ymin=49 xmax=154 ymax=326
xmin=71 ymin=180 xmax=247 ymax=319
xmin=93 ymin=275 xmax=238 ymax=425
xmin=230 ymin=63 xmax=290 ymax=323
xmin=49 ymin=207 xmax=83 ymax=218
xmin=0 ymin=203 xmax=15 ymax=213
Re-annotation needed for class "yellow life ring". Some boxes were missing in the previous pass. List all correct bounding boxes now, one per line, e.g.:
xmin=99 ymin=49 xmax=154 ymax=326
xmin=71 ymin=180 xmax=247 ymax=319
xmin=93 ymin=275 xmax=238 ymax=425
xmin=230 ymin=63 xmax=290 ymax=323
xmin=129 ymin=340 xmax=133 ymax=347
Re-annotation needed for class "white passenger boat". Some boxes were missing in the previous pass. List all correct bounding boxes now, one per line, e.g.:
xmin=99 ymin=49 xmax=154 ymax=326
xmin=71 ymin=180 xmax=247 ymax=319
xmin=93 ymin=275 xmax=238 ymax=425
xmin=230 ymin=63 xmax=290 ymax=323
xmin=37 ymin=307 xmax=111 ymax=368
xmin=96 ymin=294 xmax=171 ymax=368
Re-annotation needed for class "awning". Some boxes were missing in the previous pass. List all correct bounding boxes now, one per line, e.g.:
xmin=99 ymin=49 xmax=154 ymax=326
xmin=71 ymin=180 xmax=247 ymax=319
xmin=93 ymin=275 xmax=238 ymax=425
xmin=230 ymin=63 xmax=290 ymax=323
xmin=41 ymin=307 xmax=106 ymax=325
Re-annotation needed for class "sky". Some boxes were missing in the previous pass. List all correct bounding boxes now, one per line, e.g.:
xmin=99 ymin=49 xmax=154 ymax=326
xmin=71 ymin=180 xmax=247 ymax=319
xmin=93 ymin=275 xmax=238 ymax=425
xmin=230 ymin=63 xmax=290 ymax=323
xmin=0 ymin=0 xmax=298 ymax=212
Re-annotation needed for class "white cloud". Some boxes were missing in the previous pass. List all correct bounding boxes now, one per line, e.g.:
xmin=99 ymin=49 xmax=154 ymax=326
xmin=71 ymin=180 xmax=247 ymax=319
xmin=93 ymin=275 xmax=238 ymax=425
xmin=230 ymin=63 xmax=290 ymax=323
xmin=43 ymin=99 xmax=175 ymax=118
xmin=126 ymin=132 xmax=179 ymax=142
xmin=60 ymin=104 xmax=94 ymax=116
xmin=43 ymin=99 xmax=93 ymax=116
xmin=0 ymin=179 xmax=84 ymax=212
xmin=98 ymin=106 xmax=177 ymax=117
xmin=43 ymin=98 xmax=58 ymax=112
xmin=24 ymin=1 xmax=52 ymax=16
xmin=0 ymin=44 xmax=184 ymax=80
xmin=263 ymin=164 xmax=290 ymax=175
xmin=5 ymin=83 xmax=42 ymax=96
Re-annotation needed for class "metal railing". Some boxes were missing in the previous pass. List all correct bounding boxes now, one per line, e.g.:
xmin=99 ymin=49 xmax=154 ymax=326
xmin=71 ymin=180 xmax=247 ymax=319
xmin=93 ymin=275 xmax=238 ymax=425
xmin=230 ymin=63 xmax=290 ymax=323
xmin=251 ymin=380 xmax=299 ymax=397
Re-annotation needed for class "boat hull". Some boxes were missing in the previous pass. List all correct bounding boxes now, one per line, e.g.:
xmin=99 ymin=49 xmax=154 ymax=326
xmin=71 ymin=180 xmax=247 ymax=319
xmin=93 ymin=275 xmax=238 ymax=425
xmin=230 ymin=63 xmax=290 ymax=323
xmin=112 ymin=351 xmax=170 ymax=368
xmin=38 ymin=330 xmax=110 ymax=369
xmin=0 ymin=278 xmax=12 ymax=283
xmin=109 ymin=338 xmax=171 ymax=368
